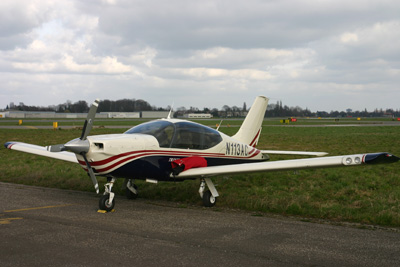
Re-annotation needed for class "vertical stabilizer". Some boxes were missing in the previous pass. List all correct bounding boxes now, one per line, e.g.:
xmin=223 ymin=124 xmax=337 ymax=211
xmin=232 ymin=96 xmax=269 ymax=147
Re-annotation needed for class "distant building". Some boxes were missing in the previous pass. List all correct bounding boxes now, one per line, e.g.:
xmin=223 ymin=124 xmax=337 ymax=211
xmin=5 ymin=111 xmax=56 ymax=118
xmin=141 ymin=111 xmax=172 ymax=119
xmin=217 ymin=110 xmax=247 ymax=118
xmin=4 ymin=111 xmax=107 ymax=119
xmin=100 ymin=112 xmax=140 ymax=118
xmin=2 ymin=110 xmax=171 ymax=119
xmin=183 ymin=113 xmax=213 ymax=119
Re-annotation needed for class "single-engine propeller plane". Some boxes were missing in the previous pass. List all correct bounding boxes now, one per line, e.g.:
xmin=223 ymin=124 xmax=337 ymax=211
xmin=4 ymin=96 xmax=399 ymax=211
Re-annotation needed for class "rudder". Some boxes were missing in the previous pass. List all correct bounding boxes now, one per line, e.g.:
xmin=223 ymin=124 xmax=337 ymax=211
xmin=232 ymin=96 xmax=269 ymax=147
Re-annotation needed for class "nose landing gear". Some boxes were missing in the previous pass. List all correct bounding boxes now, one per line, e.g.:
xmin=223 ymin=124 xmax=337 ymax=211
xmin=98 ymin=177 xmax=116 ymax=212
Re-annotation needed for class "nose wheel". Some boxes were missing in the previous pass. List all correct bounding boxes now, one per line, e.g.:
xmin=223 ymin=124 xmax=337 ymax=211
xmin=99 ymin=194 xmax=115 ymax=212
xmin=98 ymin=177 xmax=116 ymax=212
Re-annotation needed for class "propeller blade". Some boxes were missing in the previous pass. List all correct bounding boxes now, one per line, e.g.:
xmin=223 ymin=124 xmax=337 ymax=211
xmin=46 ymin=144 xmax=66 ymax=152
xmin=47 ymin=99 xmax=100 ymax=194
xmin=82 ymin=154 xmax=99 ymax=194
xmin=81 ymin=99 xmax=100 ymax=141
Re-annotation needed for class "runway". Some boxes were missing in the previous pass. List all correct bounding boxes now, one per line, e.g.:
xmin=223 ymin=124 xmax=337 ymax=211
xmin=1 ymin=123 xmax=400 ymax=130
xmin=1 ymin=182 xmax=399 ymax=266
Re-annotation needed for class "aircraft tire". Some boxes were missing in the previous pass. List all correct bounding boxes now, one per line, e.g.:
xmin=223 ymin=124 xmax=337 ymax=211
xmin=99 ymin=194 xmax=115 ymax=212
xmin=126 ymin=184 xmax=138 ymax=199
xmin=203 ymin=190 xmax=216 ymax=207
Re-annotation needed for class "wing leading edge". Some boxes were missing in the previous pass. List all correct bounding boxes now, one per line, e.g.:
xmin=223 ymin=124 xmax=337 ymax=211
xmin=4 ymin=142 xmax=78 ymax=163
xmin=261 ymin=150 xmax=328 ymax=157
xmin=172 ymin=152 xmax=399 ymax=179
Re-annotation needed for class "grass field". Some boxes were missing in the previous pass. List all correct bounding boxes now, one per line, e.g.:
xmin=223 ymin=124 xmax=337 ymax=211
xmin=1 ymin=120 xmax=400 ymax=227
xmin=0 ymin=116 xmax=398 ymax=127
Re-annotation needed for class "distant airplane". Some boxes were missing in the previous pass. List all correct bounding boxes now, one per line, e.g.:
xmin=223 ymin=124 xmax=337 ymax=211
xmin=5 ymin=96 xmax=399 ymax=211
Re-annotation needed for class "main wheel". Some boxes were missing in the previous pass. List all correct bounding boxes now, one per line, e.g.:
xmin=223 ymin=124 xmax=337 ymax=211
xmin=126 ymin=184 xmax=138 ymax=199
xmin=202 ymin=190 xmax=217 ymax=207
xmin=99 ymin=194 xmax=115 ymax=212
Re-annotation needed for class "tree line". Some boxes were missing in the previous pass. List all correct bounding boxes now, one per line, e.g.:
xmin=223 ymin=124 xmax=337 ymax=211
xmin=5 ymin=99 xmax=399 ymax=118
xmin=265 ymin=101 xmax=399 ymax=118
xmin=8 ymin=99 xmax=155 ymax=113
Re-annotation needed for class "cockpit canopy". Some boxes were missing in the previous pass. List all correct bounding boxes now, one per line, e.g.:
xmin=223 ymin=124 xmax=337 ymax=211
xmin=125 ymin=120 xmax=223 ymax=150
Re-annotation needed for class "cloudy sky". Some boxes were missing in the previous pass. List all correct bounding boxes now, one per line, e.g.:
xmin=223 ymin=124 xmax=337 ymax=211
xmin=1 ymin=0 xmax=399 ymax=112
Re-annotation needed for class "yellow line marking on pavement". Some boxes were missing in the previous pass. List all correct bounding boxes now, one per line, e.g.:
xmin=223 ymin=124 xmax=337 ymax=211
xmin=4 ymin=204 xmax=75 ymax=213
xmin=97 ymin=209 xmax=115 ymax=213
xmin=23 ymin=126 xmax=38 ymax=129
xmin=0 ymin=217 xmax=23 ymax=225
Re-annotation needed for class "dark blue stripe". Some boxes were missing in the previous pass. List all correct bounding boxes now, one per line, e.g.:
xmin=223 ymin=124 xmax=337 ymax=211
xmin=105 ymin=155 xmax=266 ymax=181
xmin=364 ymin=153 xmax=400 ymax=164
xmin=4 ymin=142 xmax=15 ymax=149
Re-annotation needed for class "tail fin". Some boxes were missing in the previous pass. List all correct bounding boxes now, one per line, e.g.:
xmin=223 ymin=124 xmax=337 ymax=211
xmin=232 ymin=96 xmax=269 ymax=147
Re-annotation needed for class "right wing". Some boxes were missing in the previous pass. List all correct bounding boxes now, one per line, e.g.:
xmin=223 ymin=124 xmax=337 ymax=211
xmin=4 ymin=142 xmax=78 ymax=163
xmin=172 ymin=152 xmax=399 ymax=179
xmin=261 ymin=150 xmax=328 ymax=157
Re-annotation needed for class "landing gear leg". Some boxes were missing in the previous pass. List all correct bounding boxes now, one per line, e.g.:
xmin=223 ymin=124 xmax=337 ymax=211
xmin=199 ymin=178 xmax=219 ymax=207
xmin=125 ymin=178 xmax=138 ymax=199
xmin=99 ymin=177 xmax=116 ymax=212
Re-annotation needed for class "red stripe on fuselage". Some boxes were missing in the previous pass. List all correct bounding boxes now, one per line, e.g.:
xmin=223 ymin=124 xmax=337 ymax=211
xmin=80 ymin=150 xmax=225 ymax=167
xmin=78 ymin=149 xmax=262 ymax=174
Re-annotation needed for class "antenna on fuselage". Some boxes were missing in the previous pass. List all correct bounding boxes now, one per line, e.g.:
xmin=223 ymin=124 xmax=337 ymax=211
xmin=216 ymin=119 xmax=223 ymax=131
xmin=167 ymin=103 xmax=174 ymax=119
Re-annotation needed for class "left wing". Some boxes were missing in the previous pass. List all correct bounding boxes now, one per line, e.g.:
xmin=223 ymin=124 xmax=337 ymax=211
xmin=172 ymin=152 xmax=399 ymax=179
xmin=4 ymin=142 xmax=78 ymax=163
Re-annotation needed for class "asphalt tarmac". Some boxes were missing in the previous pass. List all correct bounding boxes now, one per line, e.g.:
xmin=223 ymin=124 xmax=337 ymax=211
xmin=1 ymin=182 xmax=399 ymax=266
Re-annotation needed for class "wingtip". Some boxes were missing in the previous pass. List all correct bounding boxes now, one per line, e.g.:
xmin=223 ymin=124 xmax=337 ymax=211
xmin=4 ymin=142 xmax=15 ymax=149
xmin=364 ymin=153 xmax=400 ymax=164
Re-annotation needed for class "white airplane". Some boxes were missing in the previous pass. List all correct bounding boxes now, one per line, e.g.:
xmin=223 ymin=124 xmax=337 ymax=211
xmin=4 ymin=96 xmax=399 ymax=211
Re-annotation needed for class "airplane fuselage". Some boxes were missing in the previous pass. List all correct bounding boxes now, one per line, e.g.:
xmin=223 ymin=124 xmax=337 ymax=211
xmin=76 ymin=119 xmax=267 ymax=181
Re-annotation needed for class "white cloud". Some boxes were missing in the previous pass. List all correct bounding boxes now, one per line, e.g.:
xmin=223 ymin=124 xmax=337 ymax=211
xmin=340 ymin=32 xmax=359 ymax=43
xmin=12 ymin=61 xmax=57 ymax=72
xmin=62 ymin=55 xmax=132 ymax=74
xmin=177 ymin=67 xmax=272 ymax=80
xmin=130 ymin=47 xmax=158 ymax=68
xmin=1 ymin=0 xmax=400 ymax=111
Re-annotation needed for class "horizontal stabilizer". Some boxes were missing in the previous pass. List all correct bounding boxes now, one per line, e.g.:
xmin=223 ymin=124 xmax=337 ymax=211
xmin=4 ymin=142 xmax=78 ymax=163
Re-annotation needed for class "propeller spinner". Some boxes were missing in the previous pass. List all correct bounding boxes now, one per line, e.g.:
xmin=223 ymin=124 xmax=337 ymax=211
xmin=46 ymin=99 xmax=100 ymax=193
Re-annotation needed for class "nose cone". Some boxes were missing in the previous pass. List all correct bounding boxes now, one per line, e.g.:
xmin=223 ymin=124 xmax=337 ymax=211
xmin=64 ymin=138 xmax=90 ymax=154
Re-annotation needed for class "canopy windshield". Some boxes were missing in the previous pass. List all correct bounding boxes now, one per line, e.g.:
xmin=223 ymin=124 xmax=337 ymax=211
xmin=125 ymin=120 xmax=174 ymax=148
xmin=125 ymin=120 xmax=222 ymax=149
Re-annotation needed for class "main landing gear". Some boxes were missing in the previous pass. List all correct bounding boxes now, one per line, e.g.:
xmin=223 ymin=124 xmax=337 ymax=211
xmin=125 ymin=179 xmax=138 ymax=199
xmin=98 ymin=177 xmax=218 ymax=211
xmin=199 ymin=178 xmax=219 ymax=207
